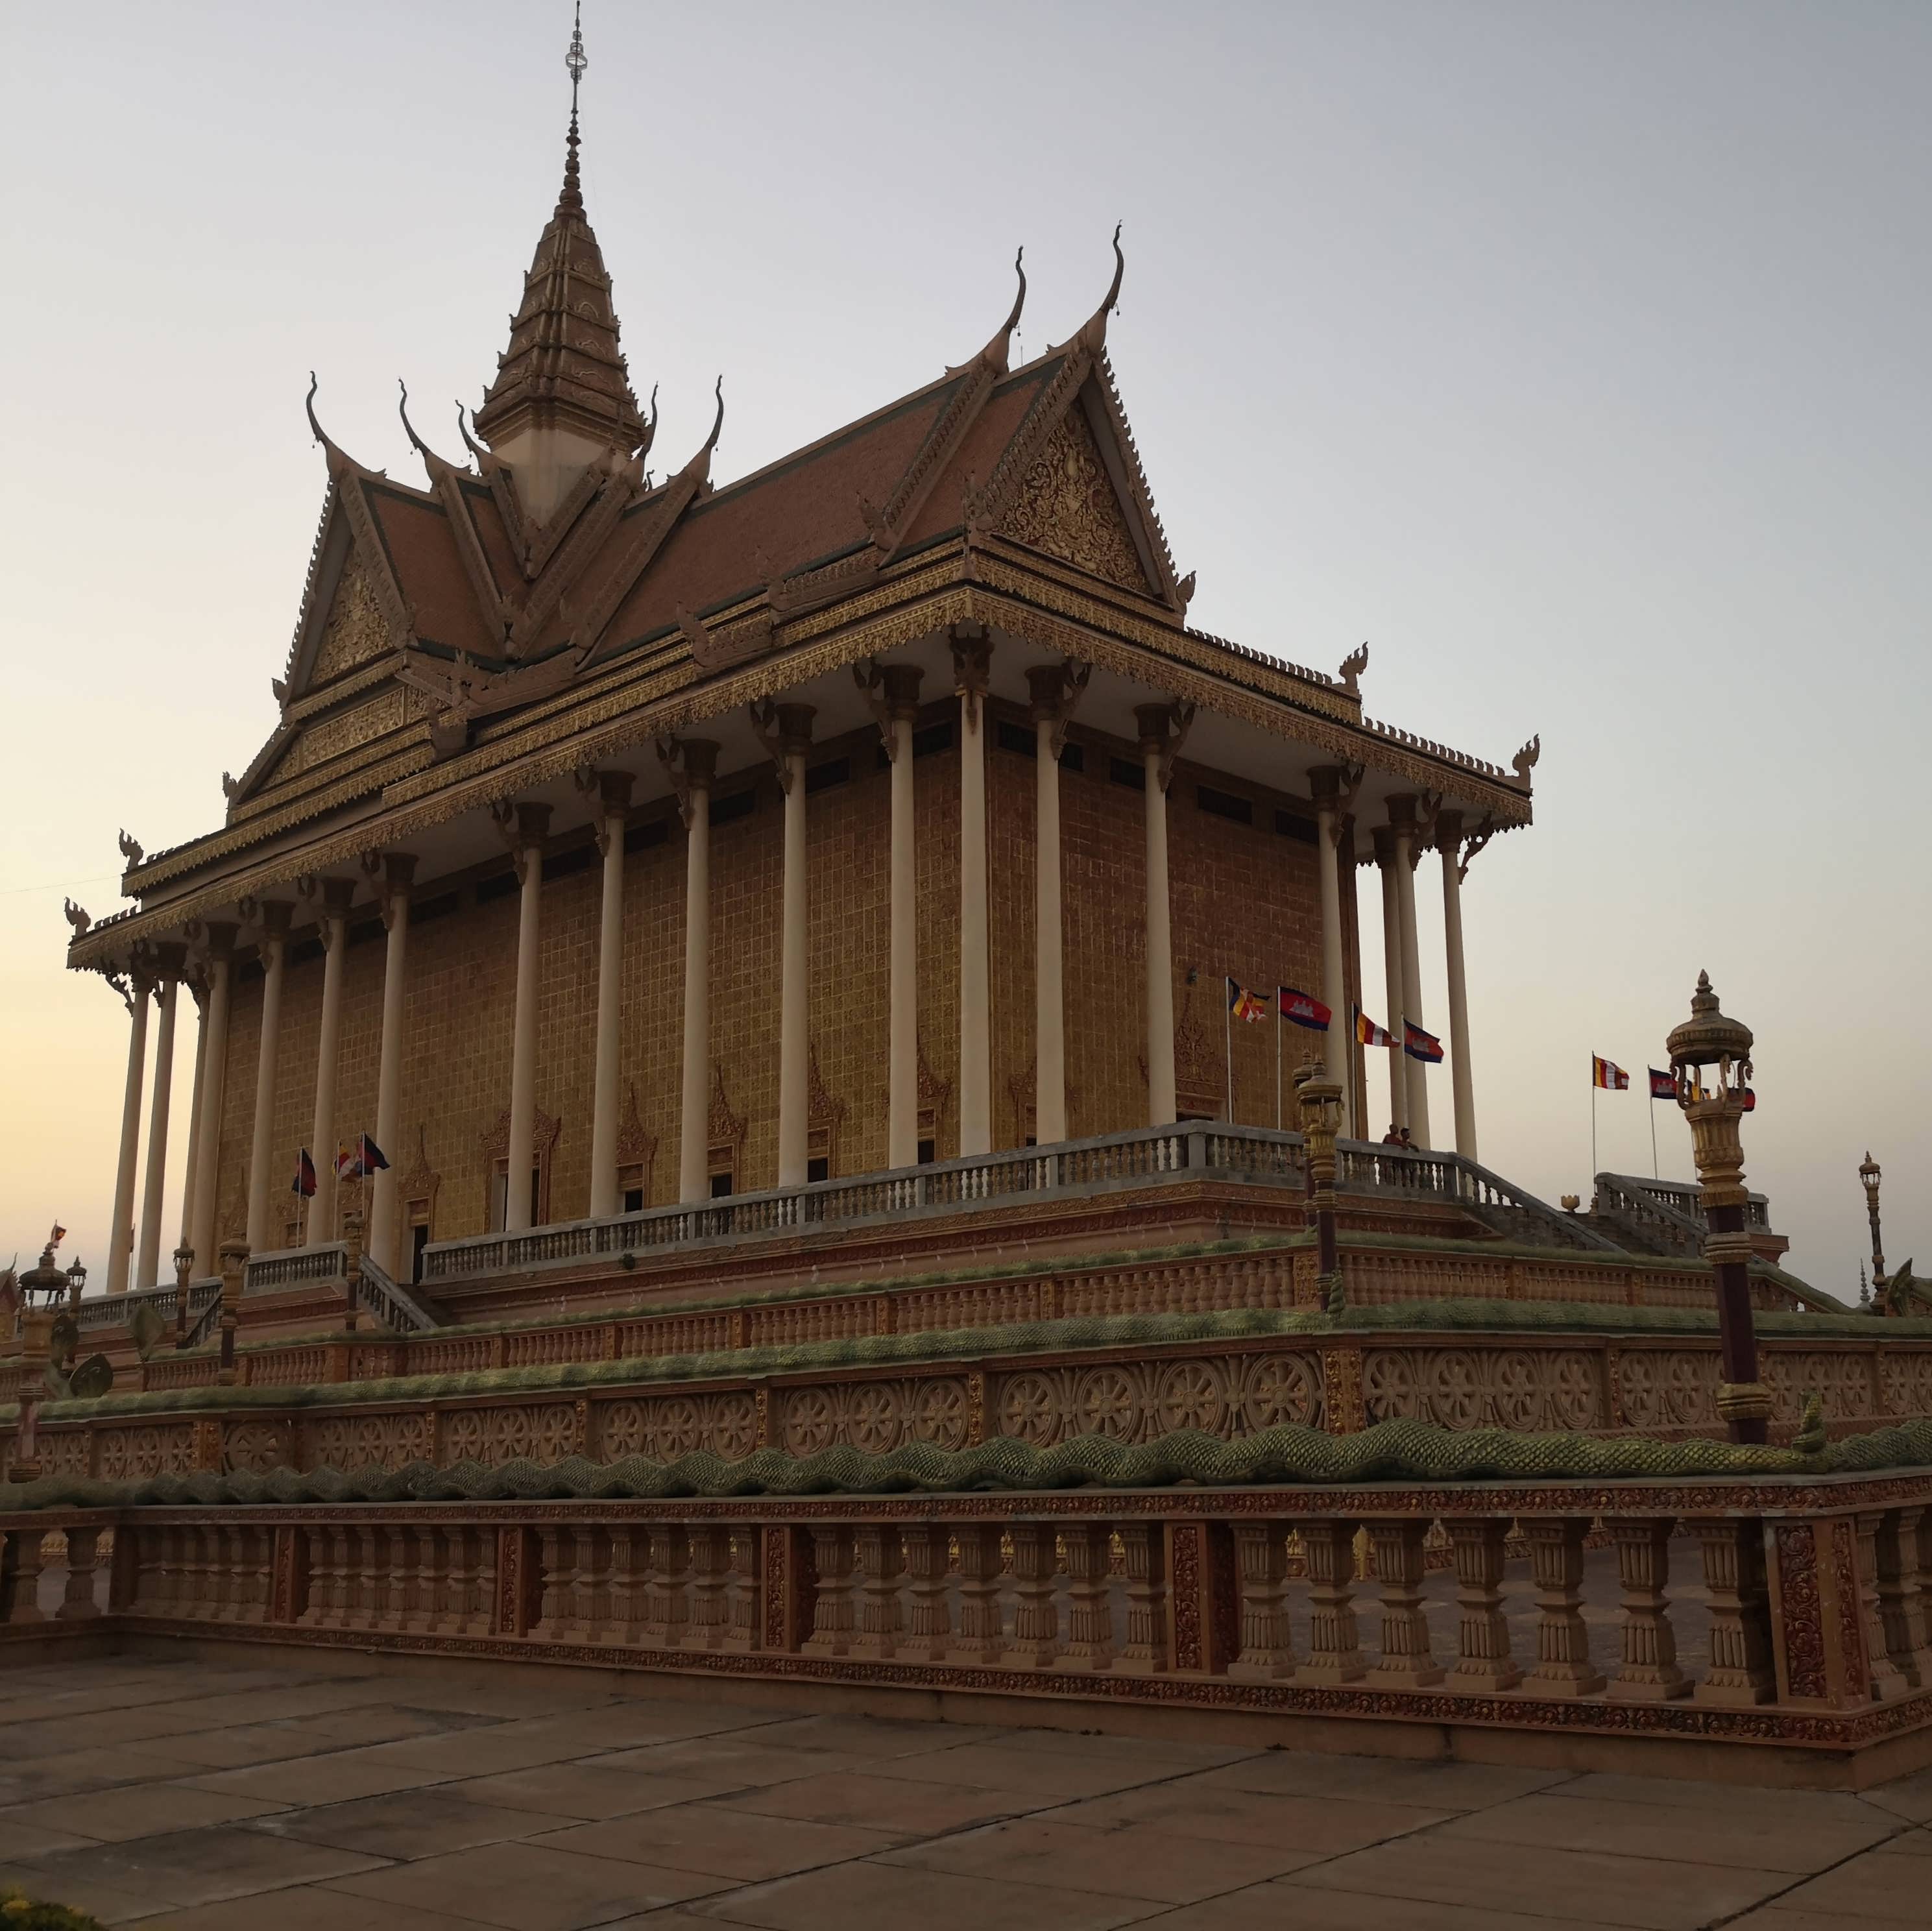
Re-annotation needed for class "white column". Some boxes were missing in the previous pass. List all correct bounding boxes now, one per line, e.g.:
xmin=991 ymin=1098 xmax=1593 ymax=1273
xmin=244 ymin=906 xmax=291 ymax=1256
xmin=370 ymin=856 xmax=415 ymax=1269
xmin=1137 ymin=704 xmax=1177 ymax=1126
xmin=1312 ymin=773 xmax=1352 ymax=1138
xmin=774 ymin=704 xmax=814 ymax=1188
xmin=304 ymin=880 xmax=354 ymax=1247
xmin=502 ymin=803 xmax=551 ymax=1233
xmin=135 ymin=954 xmax=183 ymax=1291
xmin=1030 ymin=667 xmax=1068 ymax=1146
xmin=177 ymin=978 xmax=209 ymax=1261
xmin=1439 ymin=812 xmax=1477 ymax=1163
xmin=105 ymin=965 xmax=152 ymax=1295
xmin=1392 ymin=803 xmax=1432 ymax=1150
xmin=581 ymin=773 xmax=632 ymax=1220
xmin=187 ymin=923 xmax=236 ymax=1274
xmin=882 ymin=669 xmax=922 ymax=1169
xmin=954 ymin=632 xmax=992 ymax=1156
xmin=1375 ymin=829 xmax=1408 ymax=1137
xmin=677 ymin=743 xmax=718 ymax=1204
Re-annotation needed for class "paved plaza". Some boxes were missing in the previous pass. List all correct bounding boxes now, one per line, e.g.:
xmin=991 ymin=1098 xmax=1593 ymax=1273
xmin=0 ymin=1653 xmax=1926 ymax=1930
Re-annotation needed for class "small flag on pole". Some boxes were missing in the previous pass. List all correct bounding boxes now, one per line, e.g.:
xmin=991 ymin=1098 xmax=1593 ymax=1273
xmin=335 ymin=1143 xmax=359 ymax=1182
xmin=1404 ymin=1021 xmax=1444 ymax=1064
xmin=1353 ymin=1008 xmax=1394 ymax=1049
xmin=357 ymin=1132 xmax=390 ymax=1174
xmin=1226 ymin=977 xmax=1268 ymax=1023
xmin=291 ymin=1149 xmax=317 ymax=1198
xmin=1591 ymin=1056 xmax=1630 ymax=1091
xmin=1277 ymin=986 xmax=1331 ymax=1032
xmin=49 ymin=1223 xmax=67 ymax=1246
xmin=1648 ymin=1067 xmax=1676 ymax=1100
xmin=1741 ymin=1087 xmax=1756 ymax=1113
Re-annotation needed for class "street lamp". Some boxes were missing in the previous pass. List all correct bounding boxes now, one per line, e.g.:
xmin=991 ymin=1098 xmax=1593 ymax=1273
xmin=64 ymin=1257 xmax=87 ymax=1309
xmin=1667 ymin=971 xmax=1769 ymax=1446
xmin=1860 ymin=1153 xmax=1886 ymax=1296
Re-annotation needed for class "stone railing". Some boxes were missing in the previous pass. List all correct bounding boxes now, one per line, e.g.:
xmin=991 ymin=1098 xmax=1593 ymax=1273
xmin=73 ymin=1278 xmax=219 ymax=1335
xmin=243 ymin=1244 xmax=346 ymax=1296
xmin=1597 ymin=1174 xmax=1776 ymax=1252
xmin=356 ymin=1255 xmax=441 ymax=1335
xmin=9 ymin=1466 xmax=1932 ymax=1774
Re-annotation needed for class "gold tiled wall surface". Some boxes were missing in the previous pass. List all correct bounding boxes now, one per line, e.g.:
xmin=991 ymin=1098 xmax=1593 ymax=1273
xmin=211 ymin=705 xmax=1333 ymax=1248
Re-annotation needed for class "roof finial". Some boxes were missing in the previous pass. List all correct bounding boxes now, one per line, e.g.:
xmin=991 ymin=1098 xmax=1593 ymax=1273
xmin=559 ymin=2 xmax=587 ymax=215
xmin=1075 ymin=224 xmax=1126 ymax=355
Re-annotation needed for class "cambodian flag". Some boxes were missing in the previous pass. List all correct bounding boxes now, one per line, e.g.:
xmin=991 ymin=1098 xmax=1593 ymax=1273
xmin=1404 ymin=1021 xmax=1445 ymax=1064
xmin=1648 ymin=1068 xmax=1676 ymax=1100
xmin=291 ymin=1148 xmax=317 ymax=1198
xmin=1277 ymin=986 xmax=1331 ymax=1032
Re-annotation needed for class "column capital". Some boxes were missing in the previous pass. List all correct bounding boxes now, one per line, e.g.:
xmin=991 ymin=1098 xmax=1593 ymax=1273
xmin=1371 ymin=823 xmax=1397 ymax=866
xmin=749 ymin=700 xmax=814 ymax=791
xmin=656 ymin=736 xmax=718 ymax=825
xmin=490 ymin=801 xmax=552 ymax=884
xmin=295 ymin=875 xmax=357 ymax=921
xmin=152 ymin=939 xmax=189 ymax=984
xmin=1135 ymin=699 xmax=1194 ymax=792
xmin=1435 ymin=808 xmax=1465 ymax=851
xmin=879 ymin=663 xmax=924 ymax=719
xmin=199 ymin=919 xmax=239 ymax=963
xmin=1385 ymin=793 xmax=1419 ymax=836
xmin=575 ymin=769 xmax=634 ymax=853
xmin=949 ymin=622 xmax=992 ymax=721
xmin=360 ymin=849 xmax=420 ymax=892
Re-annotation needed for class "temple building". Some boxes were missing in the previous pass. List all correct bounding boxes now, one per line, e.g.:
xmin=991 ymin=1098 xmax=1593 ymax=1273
xmin=64 ymin=62 xmax=1676 ymax=1333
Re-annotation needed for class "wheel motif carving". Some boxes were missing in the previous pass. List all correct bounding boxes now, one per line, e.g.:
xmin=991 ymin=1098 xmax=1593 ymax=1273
xmin=996 ymin=1372 xmax=1061 ymax=1446
xmin=442 ymin=1411 xmax=487 ymax=1463
xmin=707 ymin=1393 xmax=757 ymax=1460
xmin=654 ymin=1396 xmax=703 ymax=1458
xmin=599 ymin=1401 xmax=646 ymax=1459
xmin=1156 ymin=1361 xmax=1226 ymax=1435
xmin=1362 ymin=1350 xmax=1417 ymax=1424
xmin=782 ymin=1387 xmax=839 ymax=1456
xmin=1237 ymin=1352 xmax=1320 ymax=1431
xmin=1488 ymin=1352 xmax=1541 ymax=1431
xmin=847 ymin=1383 xmax=904 ymax=1455
xmin=912 ymin=1379 xmax=970 ymax=1450
xmin=1549 ymin=1352 xmax=1598 ymax=1431
xmin=1073 ymin=1366 xmax=1141 ymax=1440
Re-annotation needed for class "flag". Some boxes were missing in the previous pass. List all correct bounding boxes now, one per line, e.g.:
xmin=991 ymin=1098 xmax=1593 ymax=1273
xmin=1353 ymin=1007 xmax=1393 ymax=1049
xmin=1591 ymin=1056 xmax=1630 ymax=1091
xmin=1648 ymin=1067 xmax=1676 ymax=1100
xmin=49 ymin=1223 xmax=66 ymax=1246
xmin=1741 ymin=1087 xmax=1756 ymax=1113
xmin=1277 ymin=986 xmax=1331 ymax=1032
xmin=1226 ymin=977 xmax=1268 ymax=1023
xmin=1404 ymin=1021 xmax=1444 ymax=1064
xmin=357 ymin=1132 xmax=390 ymax=1174
xmin=291 ymin=1149 xmax=317 ymax=1198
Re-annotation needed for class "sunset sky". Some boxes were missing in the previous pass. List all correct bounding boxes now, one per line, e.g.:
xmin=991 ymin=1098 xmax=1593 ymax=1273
xmin=2 ymin=1 xmax=1925 ymax=1293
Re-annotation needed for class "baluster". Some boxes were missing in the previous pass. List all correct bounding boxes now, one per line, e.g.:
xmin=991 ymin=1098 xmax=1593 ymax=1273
xmin=353 ymin=1525 xmax=383 ymax=1631
xmin=220 ymin=1527 xmax=248 ymax=1623
xmin=1690 ymin=1518 xmax=1774 ymax=1706
xmin=1060 ymin=1524 xmax=1114 ymax=1671
xmin=1901 ymin=1507 xmax=1932 ymax=1686
xmin=647 ymin=1525 xmax=690 ymax=1647
xmin=187 ymin=1527 xmax=215 ymax=1619
xmin=1874 ymin=1508 xmax=1926 ymax=1690
xmin=130 ymin=1527 xmax=166 ymax=1614
xmin=1857 ymin=1510 xmax=1912 ymax=1701
xmin=688 ymin=1525 xmax=731 ymax=1650
xmin=1299 ymin=1521 xmax=1366 ymax=1683
xmin=1609 ymin=1519 xmax=1687 ymax=1701
xmin=531 ymin=1526 xmax=570 ymax=1639
xmin=803 ymin=1525 xmax=856 ymax=1657
xmin=472 ymin=1529 xmax=498 ymax=1638
xmin=1445 ymin=1518 xmax=1519 ymax=1690
xmin=0 ymin=1527 xmax=46 ymax=1625
xmin=1227 ymin=1522 xmax=1294 ymax=1679
xmin=1008 ymin=1524 xmax=1061 ymax=1669
xmin=295 ymin=1529 xmax=326 ymax=1627
xmin=950 ymin=1524 xmax=1005 ymax=1663
xmin=853 ymin=1526 xmax=903 ymax=1660
xmin=1370 ymin=1522 xmax=1444 ymax=1686
xmin=1523 ymin=1520 xmax=1604 ymax=1695
xmin=383 ymin=1527 xmax=413 ymax=1632
xmin=568 ymin=1527 xmax=606 ymax=1643
xmin=56 ymin=1527 xmax=101 ymax=1621
xmin=1115 ymin=1523 xmax=1167 ymax=1672
xmin=413 ymin=1528 xmax=442 ymax=1634
xmin=609 ymin=1526 xmax=646 ymax=1644
xmin=899 ymin=1525 xmax=951 ymax=1661
xmin=326 ymin=1526 xmax=354 ymax=1629
xmin=727 ymin=1528 xmax=760 ymax=1651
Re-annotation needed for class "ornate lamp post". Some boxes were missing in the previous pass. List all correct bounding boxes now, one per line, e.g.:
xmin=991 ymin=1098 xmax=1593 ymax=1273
xmin=64 ymin=1257 xmax=86 ymax=1310
xmin=1860 ymin=1153 xmax=1886 ymax=1302
xmin=1295 ymin=1062 xmax=1346 ymax=1312
xmin=1667 ymin=972 xmax=1769 ymax=1446
xmin=8 ymin=1241 xmax=68 ymax=1483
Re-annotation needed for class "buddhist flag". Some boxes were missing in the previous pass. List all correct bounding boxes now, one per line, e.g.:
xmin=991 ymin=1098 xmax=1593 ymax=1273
xmin=357 ymin=1132 xmax=390 ymax=1174
xmin=291 ymin=1149 xmax=317 ymax=1198
xmin=1226 ymin=977 xmax=1268 ymax=1023
xmin=1648 ymin=1067 xmax=1677 ymax=1100
xmin=1404 ymin=1021 xmax=1445 ymax=1064
xmin=335 ymin=1142 xmax=359 ymax=1181
xmin=49 ymin=1223 xmax=66 ymax=1246
xmin=1741 ymin=1087 xmax=1756 ymax=1113
xmin=1277 ymin=986 xmax=1331 ymax=1032
xmin=1592 ymin=1056 xmax=1630 ymax=1091
xmin=1353 ymin=1007 xmax=1394 ymax=1049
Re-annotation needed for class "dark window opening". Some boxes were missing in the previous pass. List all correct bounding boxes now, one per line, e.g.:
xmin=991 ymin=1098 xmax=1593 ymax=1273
xmin=1023 ymin=1135 xmax=1037 ymax=1148
xmin=409 ymin=1223 xmax=429 ymax=1285
xmin=623 ymin=818 xmax=668 ymax=854
xmin=996 ymin=720 xmax=1037 ymax=759
xmin=476 ymin=869 xmax=520 ymax=905
xmin=347 ymin=916 xmax=383 ymax=947
xmin=709 ymin=1171 xmax=734 ymax=1199
xmin=237 ymin=956 xmax=265 ymax=985
xmin=804 ymin=757 xmax=850 ymax=795
xmin=1109 ymin=756 xmax=1146 ymax=792
xmin=1059 ymin=741 xmax=1086 ymax=774
xmin=413 ymin=890 xmax=460 ymax=926
xmin=709 ymin=788 xmax=755 ymax=828
xmin=1274 ymin=808 xmax=1318 ymax=844
xmin=622 ymin=1186 xmax=645 ymax=1213
xmin=912 ymin=721 xmax=953 ymax=759
xmin=542 ymin=842 xmax=599 ymax=883
xmin=1196 ymin=784 xmax=1253 ymax=825
xmin=917 ymin=1137 xmax=936 ymax=1166
xmin=806 ymin=1156 xmax=830 ymax=1184
xmin=288 ymin=936 xmax=325 ymax=967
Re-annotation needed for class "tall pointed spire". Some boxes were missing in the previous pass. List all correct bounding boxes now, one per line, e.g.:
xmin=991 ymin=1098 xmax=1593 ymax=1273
xmin=473 ymin=3 xmax=646 ymax=519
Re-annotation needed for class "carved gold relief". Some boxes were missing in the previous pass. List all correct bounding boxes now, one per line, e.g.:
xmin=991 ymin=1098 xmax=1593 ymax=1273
xmin=310 ymin=552 xmax=394 ymax=685
xmin=1000 ymin=406 xmax=1152 ymax=594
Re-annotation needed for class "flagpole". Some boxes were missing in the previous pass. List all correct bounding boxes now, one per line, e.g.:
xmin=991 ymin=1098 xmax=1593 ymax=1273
xmin=1590 ymin=1074 xmax=1598 ymax=1194
xmin=1274 ymin=990 xmax=1282 ymax=1132
xmin=1648 ymin=1092 xmax=1659 ymax=1181
xmin=1224 ymin=987 xmax=1235 ymax=1125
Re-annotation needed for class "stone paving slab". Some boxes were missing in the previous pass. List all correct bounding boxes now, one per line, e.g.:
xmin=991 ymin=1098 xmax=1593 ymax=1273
xmin=0 ymin=1654 xmax=1926 ymax=1931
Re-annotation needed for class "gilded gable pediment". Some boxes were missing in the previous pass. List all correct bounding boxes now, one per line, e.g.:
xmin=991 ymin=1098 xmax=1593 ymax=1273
xmin=999 ymin=404 xmax=1153 ymax=595
xmin=311 ymin=552 xmax=394 ymax=686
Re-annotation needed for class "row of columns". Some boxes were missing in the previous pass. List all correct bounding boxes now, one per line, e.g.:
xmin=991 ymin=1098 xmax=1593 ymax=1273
xmin=103 ymin=631 xmax=1486 ymax=1276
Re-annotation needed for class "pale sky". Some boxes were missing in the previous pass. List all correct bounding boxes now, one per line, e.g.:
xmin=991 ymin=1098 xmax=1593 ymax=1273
xmin=2 ymin=2 xmax=1924 ymax=1294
